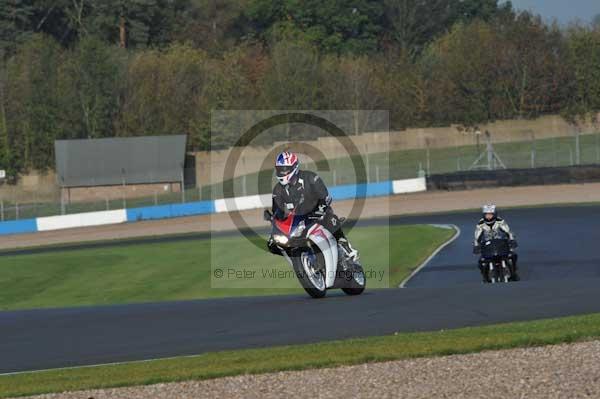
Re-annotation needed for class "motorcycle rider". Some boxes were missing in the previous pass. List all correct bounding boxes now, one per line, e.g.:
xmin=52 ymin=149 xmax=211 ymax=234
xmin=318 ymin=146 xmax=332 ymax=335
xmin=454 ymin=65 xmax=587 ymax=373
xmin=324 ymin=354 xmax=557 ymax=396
xmin=473 ymin=204 xmax=520 ymax=282
xmin=267 ymin=151 xmax=359 ymax=261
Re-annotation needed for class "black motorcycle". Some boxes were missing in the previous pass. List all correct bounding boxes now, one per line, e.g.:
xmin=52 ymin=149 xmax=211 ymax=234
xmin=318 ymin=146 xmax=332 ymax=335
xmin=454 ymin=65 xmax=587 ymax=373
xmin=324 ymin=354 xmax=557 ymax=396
xmin=480 ymin=238 xmax=514 ymax=284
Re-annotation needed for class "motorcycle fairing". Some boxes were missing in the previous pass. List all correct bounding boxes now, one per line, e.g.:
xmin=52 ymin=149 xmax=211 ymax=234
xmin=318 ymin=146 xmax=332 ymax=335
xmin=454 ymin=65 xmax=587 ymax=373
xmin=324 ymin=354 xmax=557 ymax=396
xmin=274 ymin=212 xmax=307 ymax=236
xmin=306 ymin=223 xmax=338 ymax=288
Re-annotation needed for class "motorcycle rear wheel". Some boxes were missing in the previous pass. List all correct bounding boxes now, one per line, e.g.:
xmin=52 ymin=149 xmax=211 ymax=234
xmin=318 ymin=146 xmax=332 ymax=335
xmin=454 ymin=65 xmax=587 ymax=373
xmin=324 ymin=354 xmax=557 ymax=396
xmin=342 ymin=263 xmax=366 ymax=296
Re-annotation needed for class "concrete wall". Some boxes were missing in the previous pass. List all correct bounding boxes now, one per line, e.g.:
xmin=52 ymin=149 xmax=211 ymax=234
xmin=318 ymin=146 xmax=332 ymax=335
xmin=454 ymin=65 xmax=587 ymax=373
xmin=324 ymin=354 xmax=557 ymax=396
xmin=0 ymin=171 xmax=182 ymax=204
xmin=0 ymin=170 xmax=59 ymax=203
xmin=195 ymin=115 xmax=599 ymax=187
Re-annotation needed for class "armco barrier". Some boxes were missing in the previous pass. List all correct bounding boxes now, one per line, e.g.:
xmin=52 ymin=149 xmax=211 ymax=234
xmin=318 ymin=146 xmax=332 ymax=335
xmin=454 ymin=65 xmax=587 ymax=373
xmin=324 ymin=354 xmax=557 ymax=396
xmin=0 ymin=178 xmax=427 ymax=236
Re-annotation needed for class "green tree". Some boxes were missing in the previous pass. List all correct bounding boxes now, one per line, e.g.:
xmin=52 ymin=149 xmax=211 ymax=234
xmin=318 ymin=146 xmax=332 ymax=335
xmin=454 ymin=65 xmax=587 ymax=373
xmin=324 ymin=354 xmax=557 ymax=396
xmin=117 ymin=44 xmax=210 ymax=145
xmin=38 ymin=0 xmax=192 ymax=48
xmin=377 ymin=53 xmax=423 ymax=128
xmin=382 ymin=0 xmax=514 ymax=56
xmin=321 ymin=55 xmax=385 ymax=134
xmin=421 ymin=21 xmax=500 ymax=124
xmin=0 ymin=57 xmax=10 ymax=171
xmin=564 ymin=26 xmax=600 ymax=121
xmin=493 ymin=14 xmax=572 ymax=119
xmin=452 ymin=0 xmax=513 ymax=23
xmin=592 ymin=14 xmax=600 ymax=29
xmin=245 ymin=0 xmax=384 ymax=54
xmin=256 ymin=39 xmax=323 ymax=143
xmin=421 ymin=13 xmax=571 ymax=125
xmin=202 ymin=45 xmax=265 ymax=149
xmin=382 ymin=0 xmax=455 ymax=56
xmin=260 ymin=39 xmax=321 ymax=109
xmin=62 ymin=36 xmax=124 ymax=139
xmin=0 ymin=0 xmax=36 ymax=56
xmin=173 ymin=0 xmax=248 ymax=53
xmin=5 ymin=34 xmax=62 ymax=171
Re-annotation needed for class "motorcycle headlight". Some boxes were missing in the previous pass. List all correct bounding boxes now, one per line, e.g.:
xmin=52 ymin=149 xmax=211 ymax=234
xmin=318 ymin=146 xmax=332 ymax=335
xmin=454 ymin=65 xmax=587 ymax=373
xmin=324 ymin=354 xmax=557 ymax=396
xmin=273 ymin=234 xmax=289 ymax=245
xmin=290 ymin=221 xmax=305 ymax=238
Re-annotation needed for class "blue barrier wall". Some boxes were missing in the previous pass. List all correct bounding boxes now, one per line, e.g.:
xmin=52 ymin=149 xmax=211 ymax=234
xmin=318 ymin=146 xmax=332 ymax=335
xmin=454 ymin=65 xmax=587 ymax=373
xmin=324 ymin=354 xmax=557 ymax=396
xmin=126 ymin=200 xmax=215 ymax=222
xmin=0 ymin=219 xmax=38 ymax=235
xmin=0 ymin=178 xmax=426 ymax=235
xmin=329 ymin=181 xmax=393 ymax=201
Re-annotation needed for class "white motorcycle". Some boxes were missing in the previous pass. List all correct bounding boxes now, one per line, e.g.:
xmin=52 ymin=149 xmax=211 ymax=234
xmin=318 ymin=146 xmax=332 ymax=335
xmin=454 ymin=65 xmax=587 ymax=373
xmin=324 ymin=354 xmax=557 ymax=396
xmin=265 ymin=209 xmax=366 ymax=298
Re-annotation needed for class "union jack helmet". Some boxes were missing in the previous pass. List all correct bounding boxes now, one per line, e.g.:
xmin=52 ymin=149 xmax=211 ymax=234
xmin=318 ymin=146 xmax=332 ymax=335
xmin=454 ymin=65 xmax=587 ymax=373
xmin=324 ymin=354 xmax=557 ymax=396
xmin=275 ymin=151 xmax=299 ymax=185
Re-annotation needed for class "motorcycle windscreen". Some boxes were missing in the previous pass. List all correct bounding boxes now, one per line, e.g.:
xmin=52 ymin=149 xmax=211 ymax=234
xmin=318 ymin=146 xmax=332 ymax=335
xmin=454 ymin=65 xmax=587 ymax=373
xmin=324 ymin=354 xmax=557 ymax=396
xmin=274 ymin=212 xmax=295 ymax=235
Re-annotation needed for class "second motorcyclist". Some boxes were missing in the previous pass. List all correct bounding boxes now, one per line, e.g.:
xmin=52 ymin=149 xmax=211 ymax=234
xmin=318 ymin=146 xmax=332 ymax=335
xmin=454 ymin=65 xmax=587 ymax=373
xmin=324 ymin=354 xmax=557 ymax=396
xmin=473 ymin=204 xmax=520 ymax=282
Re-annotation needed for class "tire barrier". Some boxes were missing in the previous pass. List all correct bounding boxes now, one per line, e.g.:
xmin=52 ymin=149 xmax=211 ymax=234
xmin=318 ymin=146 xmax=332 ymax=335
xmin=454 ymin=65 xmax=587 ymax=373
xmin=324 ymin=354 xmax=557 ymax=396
xmin=427 ymin=165 xmax=600 ymax=191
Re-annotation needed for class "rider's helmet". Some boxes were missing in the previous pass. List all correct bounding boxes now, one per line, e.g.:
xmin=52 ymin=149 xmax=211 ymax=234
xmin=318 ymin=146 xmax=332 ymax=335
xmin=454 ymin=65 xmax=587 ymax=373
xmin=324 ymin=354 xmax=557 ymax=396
xmin=482 ymin=204 xmax=498 ymax=225
xmin=275 ymin=151 xmax=299 ymax=186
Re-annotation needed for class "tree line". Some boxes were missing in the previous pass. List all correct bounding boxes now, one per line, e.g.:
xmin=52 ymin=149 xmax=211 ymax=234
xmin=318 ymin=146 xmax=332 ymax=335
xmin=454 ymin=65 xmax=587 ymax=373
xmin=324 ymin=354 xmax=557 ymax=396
xmin=0 ymin=0 xmax=599 ymax=177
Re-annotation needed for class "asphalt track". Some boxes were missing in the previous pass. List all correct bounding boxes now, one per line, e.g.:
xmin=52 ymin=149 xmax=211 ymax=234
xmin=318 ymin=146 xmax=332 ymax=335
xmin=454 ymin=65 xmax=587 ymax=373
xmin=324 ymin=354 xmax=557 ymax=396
xmin=2 ymin=205 xmax=600 ymax=374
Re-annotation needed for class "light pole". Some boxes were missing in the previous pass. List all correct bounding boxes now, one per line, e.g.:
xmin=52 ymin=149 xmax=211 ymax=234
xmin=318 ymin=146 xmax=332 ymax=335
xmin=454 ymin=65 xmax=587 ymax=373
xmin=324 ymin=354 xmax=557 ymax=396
xmin=180 ymin=162 xmax=185 ymax=203
xmin=60 ymin=176 xmax=66 ymax=215
xmin=121 ymin=168 xmax=126 ymax=209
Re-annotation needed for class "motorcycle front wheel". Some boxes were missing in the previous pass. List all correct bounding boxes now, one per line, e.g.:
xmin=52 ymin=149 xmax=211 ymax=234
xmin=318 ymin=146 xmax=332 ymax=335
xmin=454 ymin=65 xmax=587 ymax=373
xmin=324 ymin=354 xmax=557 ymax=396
xmin=291 ymin=248 xmax=327 ymax=298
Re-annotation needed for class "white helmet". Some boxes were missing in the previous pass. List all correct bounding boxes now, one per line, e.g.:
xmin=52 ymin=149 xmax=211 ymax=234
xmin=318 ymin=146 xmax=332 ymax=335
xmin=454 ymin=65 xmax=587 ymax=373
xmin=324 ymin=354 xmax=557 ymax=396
xmin=482 ymin=204 xmax=496 ymax=214
xmin=482 ymin=204 xmax=498 ymax=224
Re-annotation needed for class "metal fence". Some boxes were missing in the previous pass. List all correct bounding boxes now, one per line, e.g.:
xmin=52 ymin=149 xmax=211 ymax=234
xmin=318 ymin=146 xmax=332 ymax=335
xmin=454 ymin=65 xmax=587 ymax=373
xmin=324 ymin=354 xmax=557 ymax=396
xmin=1 ymin=131 xmax=599 ymax=222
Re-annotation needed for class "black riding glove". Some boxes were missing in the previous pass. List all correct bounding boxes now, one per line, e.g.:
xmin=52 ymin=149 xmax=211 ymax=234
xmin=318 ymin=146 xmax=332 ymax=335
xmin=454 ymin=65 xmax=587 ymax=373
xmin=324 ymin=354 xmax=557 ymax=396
xmin=267 ymin=237 xmax=282 ymax=256
xmin=273 ymin=208 xmax=289 ymax=221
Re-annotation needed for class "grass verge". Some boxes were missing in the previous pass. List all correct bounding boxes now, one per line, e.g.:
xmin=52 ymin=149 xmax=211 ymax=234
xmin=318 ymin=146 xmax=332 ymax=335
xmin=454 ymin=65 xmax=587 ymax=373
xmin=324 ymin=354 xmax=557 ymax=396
xmin=2 ymin=312 xmax=600 ymax=398
xmin=0 ymin=224 xmax=453 ymax=310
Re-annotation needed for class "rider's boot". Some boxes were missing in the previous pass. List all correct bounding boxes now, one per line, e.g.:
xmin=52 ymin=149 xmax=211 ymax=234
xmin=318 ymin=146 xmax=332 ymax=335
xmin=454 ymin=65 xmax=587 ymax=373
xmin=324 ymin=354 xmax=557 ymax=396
xmin=338 ymin=237 xmax=359 ymax=262
xmin=330 ymin=223 xmax=359 ymax=262
xmin=478 ymin=262 xmax=489 ymax=283
xmin=510 ymin=256 xmax=520 ymax=281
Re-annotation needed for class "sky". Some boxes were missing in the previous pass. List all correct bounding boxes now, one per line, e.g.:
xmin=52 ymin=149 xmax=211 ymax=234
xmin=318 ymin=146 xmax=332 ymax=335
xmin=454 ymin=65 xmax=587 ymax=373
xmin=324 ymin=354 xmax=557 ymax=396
xmin=506 ymin=0 xmax=600 ymax=24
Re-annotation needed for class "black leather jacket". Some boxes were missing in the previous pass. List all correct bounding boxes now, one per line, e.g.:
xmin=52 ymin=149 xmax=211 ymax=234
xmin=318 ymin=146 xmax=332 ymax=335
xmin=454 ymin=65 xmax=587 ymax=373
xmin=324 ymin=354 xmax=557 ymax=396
xmin=272 ymin=170 xmax=329 ymax=219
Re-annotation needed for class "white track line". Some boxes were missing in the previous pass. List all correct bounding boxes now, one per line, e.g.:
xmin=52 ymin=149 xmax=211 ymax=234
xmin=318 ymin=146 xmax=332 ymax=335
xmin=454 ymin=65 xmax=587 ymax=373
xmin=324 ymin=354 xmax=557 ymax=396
xmin=399 ymin=224 xmax=461 ymax=288
xmin=0 ymin=353 xmax=207 ymax=376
